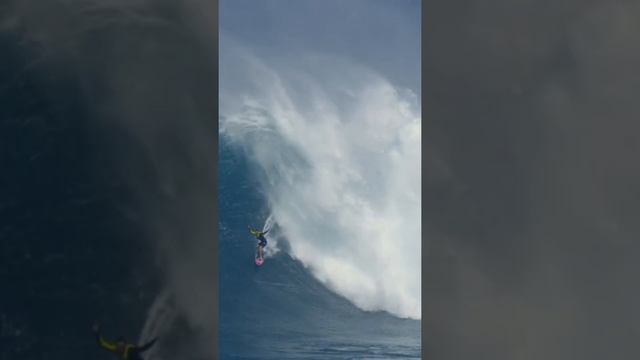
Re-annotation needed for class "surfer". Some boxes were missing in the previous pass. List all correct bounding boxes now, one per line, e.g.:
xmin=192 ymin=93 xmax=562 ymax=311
xmin=92 ymin=322 xmax=157 ymax=360
xmin=248 ymin=226 xmax=269 ymax=260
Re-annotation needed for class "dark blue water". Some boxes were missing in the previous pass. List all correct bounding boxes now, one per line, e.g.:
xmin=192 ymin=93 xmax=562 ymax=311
xmin=0 ymin=30 xmax=159 ymax=359
xmin=218 ymin=140 xmax=421 ymax=359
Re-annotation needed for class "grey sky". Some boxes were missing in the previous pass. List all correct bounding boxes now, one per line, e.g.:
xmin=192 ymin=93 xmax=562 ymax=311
xmin=220 ymin=0 xmax=421 ymax=94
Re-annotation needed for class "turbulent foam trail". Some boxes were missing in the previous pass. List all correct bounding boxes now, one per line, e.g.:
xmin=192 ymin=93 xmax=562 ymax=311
xmin=263 ymin=214 xmax=275 ymax=233
xmin=220 ymin=39 xmax=421 ymax=319
xmin=138 ymin=290 xmax=176 ymax=360
xmin=262 ymin=214 xmax=281 ymax=258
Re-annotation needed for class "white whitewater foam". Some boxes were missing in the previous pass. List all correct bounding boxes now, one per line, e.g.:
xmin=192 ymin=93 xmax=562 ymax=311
xmin=220 ymin=40 xmax=421 ymax=319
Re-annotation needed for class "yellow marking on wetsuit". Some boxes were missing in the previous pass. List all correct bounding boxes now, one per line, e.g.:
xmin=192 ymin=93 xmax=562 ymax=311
xmin=98 ymin=337 xmax=135 ymax=360
xmin=98 ymin=337 xmax=118 ymax=352
xmin=250 ymin=229 xmax=262 ymax=237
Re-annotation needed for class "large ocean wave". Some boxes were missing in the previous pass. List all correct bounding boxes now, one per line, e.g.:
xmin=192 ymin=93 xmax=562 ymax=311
xmin=220 ymin=38 xmax=421 ymax=319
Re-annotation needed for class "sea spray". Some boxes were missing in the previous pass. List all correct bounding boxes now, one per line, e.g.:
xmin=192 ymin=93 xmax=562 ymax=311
xmin=220 ymin=41 xmax=421 ymax=319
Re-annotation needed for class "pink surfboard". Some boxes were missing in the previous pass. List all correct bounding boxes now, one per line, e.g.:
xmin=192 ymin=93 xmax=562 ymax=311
xmin=255 ymin=257 xmax=264 ymax=266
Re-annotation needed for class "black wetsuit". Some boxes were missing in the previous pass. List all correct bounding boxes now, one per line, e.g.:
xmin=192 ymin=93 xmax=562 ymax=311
xmin=257 ymin=234 xmax=268 ymax=247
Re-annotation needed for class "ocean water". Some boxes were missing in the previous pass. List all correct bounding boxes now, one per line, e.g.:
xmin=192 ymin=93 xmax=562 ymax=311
xmin=219 ymin=139 xmax=421 ymax=360
xmin=0 ymin=28 xmax=158 ymax=359
xmin=218 ymin=23 xmax=422 ymax=356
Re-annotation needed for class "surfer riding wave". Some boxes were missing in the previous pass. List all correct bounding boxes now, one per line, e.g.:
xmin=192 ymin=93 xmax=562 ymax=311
xmin=248 ymin=226 xmax=269 ymax=261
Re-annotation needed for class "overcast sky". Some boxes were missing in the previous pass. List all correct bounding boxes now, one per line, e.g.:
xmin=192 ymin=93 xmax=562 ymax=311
xmin=220 ymin=0 xmax=421 ymax=94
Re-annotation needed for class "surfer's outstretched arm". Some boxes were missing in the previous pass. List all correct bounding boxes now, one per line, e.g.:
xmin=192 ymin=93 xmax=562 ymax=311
xmin=97 ymin=336 xmax=118 ymax=352
xmin=248 ymin=227 xmax=263 ymax=238
xmin=92 ymin=324 xmax=117 ymax=352
xmin=138 ymin=337 xmax=158 ymax=352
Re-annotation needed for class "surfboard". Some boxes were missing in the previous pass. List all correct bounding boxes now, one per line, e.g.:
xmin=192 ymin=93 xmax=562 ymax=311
xmin=255 ymin=256 xmax=264 ymax=266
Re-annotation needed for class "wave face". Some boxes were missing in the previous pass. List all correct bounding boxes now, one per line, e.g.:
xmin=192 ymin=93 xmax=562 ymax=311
xmin=218 ymin=133 xmax=421 ymax=360
xmin=220 ymin=38 xmax=422 ymax=319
